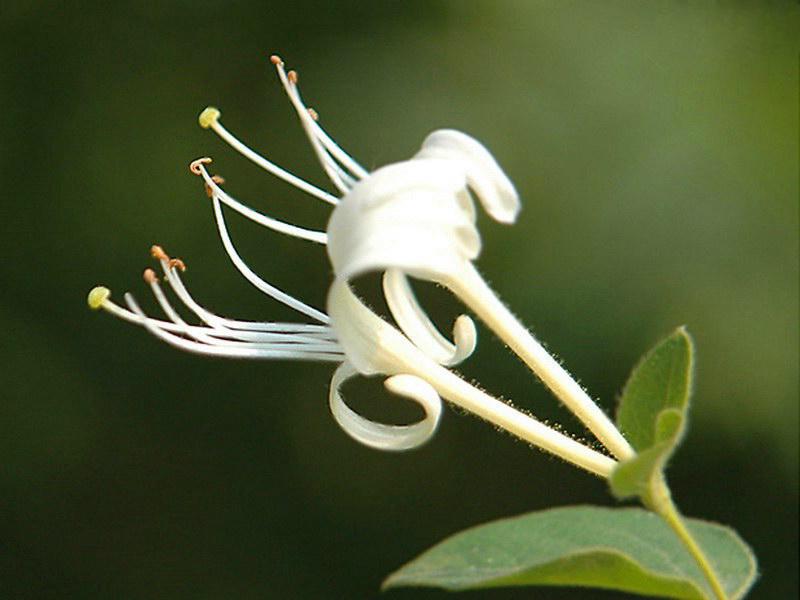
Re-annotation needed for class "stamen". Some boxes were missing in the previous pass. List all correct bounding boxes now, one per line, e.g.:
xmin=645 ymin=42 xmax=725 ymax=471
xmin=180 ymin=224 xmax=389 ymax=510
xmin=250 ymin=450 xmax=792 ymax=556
xmin=154 ymin=257 xmax=335 ymax=336
xmin=88 ymin=274 xmax=338 ymax=351
xmin=192 ymin=160 xmax=327 ymax=245
xmin=144 ymin=267 xmax=223 ymax=345
xmin=147 ymin=245 xmax=333 ymax=334
xmin=143 ymin=268 xmax=338 ymax=350
xmin=210 ymin=195 xmax=331 ymax=324
xmin=196 ymin=108 xmax=340 ymax=206
xmin=150 ymin=255 xmax=337 ymax=344
xmin=271 ymin=59 xmax=368 ymax=191
xmin=88 ymin=286 xmax=272 ymax=339
xmin=124 ymin=293 xmax=344 ymax=361
xmin=269 ymin=60 xmax=368 ymax=178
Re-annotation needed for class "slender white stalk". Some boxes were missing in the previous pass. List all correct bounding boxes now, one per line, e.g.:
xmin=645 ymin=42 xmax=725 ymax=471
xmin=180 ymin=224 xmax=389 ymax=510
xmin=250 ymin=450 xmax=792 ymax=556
xmin=198 ymin=108 xmax=340 ymax=206
xmin=125 ymin=293 xmax=343 ymax=361
xmin=156 ymin=261 xmax=335 ymax=337
xmin=196 ymin=163 xmax=328 ymax=244
xmin=270 ymin=56 xmax=369 ymax=181
xmin=448 ymin=263 xmax=635 ymax=461
xmin=146 ymin=271 xmax=231 ymax=346
xmin=143 ymin=271 xmax=337 ymax=350
xmin=272 ymin=62 xmax=352 ymax=194
xmin=98 ymin=294 xmax=231 ymax=337
xmin=89 ymin=285 xmax=343 ymax=358
xmin=306 ymin=122 xmax=369 ymax=181
xmin=210 ymin=196 xmax=330 ymax=324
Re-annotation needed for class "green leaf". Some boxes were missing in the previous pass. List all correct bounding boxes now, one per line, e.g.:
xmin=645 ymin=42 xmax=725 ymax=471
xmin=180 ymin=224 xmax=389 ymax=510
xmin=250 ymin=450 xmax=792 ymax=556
xmin=383 ymin=506 xmax=757 ymax=600
xmin=611 ymin=327 xmax=694 ymax=500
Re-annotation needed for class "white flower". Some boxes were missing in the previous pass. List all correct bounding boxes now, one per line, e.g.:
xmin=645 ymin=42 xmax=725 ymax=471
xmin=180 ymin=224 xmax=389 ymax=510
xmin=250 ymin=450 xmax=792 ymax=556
xmin=326 ymin=126 xmax=635 ymax=462
xmin=89 ymin=55 xmax=629 ymax=476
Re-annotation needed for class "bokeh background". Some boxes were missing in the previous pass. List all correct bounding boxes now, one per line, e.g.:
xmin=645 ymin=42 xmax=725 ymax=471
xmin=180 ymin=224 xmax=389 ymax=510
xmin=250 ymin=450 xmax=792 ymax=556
xmin=1 ymin=2 xmax=797 ymax=598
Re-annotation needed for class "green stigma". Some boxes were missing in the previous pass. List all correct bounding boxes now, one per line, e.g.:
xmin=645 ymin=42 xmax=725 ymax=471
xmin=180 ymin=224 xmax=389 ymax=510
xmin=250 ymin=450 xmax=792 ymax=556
xmin=87 ymin=286 xmax=110 ymax=310
xmin=198 ymin=106 xmax=221 ymax=129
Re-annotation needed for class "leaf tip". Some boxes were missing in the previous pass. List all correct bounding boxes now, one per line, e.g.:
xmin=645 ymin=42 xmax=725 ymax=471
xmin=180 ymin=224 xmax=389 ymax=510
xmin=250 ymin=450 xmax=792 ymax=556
xmin=381 ymin=571 xmax=404 ymax=592
xmin=674 ymin=325 xmax=693 ymax=346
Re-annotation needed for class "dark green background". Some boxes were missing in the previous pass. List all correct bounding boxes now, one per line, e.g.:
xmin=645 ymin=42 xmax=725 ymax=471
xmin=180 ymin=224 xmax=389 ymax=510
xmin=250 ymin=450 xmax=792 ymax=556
xmin=1 ymin=2 xmax=797 ymax=598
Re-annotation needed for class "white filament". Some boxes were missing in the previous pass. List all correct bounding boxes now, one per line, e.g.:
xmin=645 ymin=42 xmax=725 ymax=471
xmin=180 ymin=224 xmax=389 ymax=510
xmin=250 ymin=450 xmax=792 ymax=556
xmin=196 ymin=163 xmax=328 ymax=245
xmin=156 ymin=261 xmax=335 ymax=337
xmin=144 ymin=275 xmax=336 ymax=352
xmin=272 ymin=63 xmax=369 ymax=181
xmin=124 ymin=293 xmax=343 ymax=361
xmin=273 ymin=62 xmax=356 ymax=194
xmin=208 ymin=118 xmax=339 ymax=206
xmin=210 ymin=196 xmax=330 ymax=324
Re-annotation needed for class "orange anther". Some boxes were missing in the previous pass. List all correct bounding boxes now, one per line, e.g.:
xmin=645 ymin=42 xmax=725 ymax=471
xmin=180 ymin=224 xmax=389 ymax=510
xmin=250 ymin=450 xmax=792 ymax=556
xmin=204 ymin=174 xmax=225 ymax=198
xmin=168 ymin=258 xmax=187 ymax=272
xmin=189 ymin=157 xmax=212 ymax=175
xmin=269 ymin=54 xmax=283 ymax=66
xmin=287 ymin=70 xmax=298 ymax=84
xmin=307 ymin=108 xmax=319 ymax=121
xmin=143 ymin=268 xmax=158 ymax=283
xmin=151 ymin=245 xmax=170 ymax=261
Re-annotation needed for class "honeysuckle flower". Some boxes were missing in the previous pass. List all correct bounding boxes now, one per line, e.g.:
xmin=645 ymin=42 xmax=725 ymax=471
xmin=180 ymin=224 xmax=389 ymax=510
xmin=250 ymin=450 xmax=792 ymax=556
xmin=88 ymin=54 xmax=628 ymax=477
xmin=88 ymin=245 xmax=343 ymax=362
xmin=326 ymin=130 xmax=635 ymax=462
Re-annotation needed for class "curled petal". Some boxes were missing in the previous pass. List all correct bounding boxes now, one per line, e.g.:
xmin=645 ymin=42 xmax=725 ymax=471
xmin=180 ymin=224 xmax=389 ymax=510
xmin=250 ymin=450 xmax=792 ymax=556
xmin=383 ymin=269 xmax=476 ymax=366
xmin=327 ymin=159 xmax=480 ymax=283
xmin=329 ymin=362 xmax=442 ymax=451
xmin=415 ymin=129 xmax=520 ymax=224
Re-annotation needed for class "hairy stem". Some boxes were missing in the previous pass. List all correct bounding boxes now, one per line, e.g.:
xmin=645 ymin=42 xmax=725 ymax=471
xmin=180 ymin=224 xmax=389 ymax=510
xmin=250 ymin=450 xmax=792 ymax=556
xmin=648 ymin=475 xmax=729 ymax=600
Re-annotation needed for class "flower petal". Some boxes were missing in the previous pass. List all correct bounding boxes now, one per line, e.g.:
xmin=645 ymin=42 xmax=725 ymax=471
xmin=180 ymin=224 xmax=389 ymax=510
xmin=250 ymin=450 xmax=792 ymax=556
xmin=415 ymin=129 xmax=520 ymax=224
xmin=327 ymin=279 xmax=408 ymax=374
xmin=327 ymin=159 xmax=480 ymax=282
xmin=382 ymin=269 xmax=476 ymax=366
xmin=329 ymin=362 xmax=442 ymax=451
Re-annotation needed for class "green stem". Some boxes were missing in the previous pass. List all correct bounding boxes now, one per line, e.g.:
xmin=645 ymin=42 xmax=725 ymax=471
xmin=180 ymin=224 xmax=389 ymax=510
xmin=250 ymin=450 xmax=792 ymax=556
xmin=648 ymin=475 xmax=729 ymax=600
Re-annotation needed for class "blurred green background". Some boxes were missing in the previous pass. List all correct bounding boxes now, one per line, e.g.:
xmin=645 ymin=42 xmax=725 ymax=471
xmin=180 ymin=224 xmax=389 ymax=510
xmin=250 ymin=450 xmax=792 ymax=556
xmin=1 ymin=2 xmax=797 ymax=598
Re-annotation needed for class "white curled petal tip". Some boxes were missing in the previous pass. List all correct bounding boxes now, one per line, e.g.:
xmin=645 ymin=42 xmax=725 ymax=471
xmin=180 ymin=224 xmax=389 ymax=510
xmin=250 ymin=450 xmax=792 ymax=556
xmin=451 ymin=314 xmax=478 ymax=364
xmin=329 ymin=362 xmax=442 ymax=451
xmin=382 ymin=269 xmax=476 ymax=367
xmin=415 ymin=129 xmax=520 ymax=224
